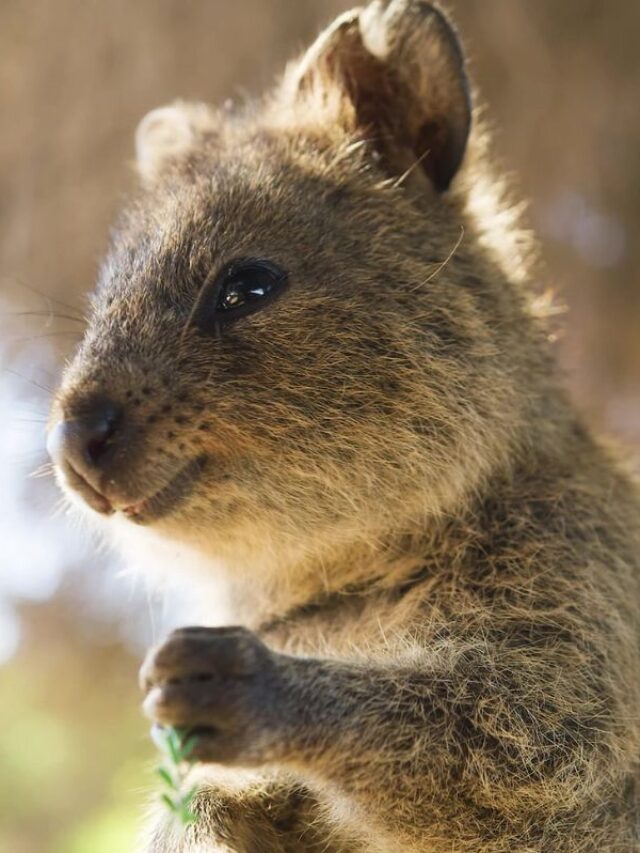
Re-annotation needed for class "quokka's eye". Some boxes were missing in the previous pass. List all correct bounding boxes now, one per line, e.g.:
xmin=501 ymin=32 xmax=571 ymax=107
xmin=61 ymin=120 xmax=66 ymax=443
xmin=193 ymin=258 xmax=288 ymax=333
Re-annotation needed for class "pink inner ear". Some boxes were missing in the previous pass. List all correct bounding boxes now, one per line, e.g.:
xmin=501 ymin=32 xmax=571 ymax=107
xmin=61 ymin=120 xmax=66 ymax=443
xmin=288 ymin=3 xmax=471 ymax=193
xmin=414 ymin=115 xmax=467 ymax=193
xmin=356 ymin=2 xmax=471 ymax=191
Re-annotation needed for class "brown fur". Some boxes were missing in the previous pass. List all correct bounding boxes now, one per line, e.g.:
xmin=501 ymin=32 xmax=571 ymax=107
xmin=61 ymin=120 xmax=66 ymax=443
xmin=49 ymin=2 xmax=640 ymax=851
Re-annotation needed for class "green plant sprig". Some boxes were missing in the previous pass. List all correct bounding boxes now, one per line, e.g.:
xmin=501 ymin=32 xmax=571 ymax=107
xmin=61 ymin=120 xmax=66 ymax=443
xmin=152 ymin=726 xmax=200 ymax=827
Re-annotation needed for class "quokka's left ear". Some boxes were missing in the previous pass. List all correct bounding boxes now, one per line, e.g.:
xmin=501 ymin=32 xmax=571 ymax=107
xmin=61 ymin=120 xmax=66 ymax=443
xmin=285 ymin=0 xmax=471 ymax=192
xmin=134 ymin=102 xmax=215 ymax=185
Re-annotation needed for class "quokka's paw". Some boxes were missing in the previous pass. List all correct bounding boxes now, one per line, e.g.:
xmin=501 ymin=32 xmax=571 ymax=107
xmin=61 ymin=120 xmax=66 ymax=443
xmin=139 ymin=626 xmax=287 ymax=765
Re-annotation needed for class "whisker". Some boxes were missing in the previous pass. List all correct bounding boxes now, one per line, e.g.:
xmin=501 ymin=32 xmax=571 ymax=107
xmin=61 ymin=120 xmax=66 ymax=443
xmin=51 ymin=494 xmax=72 ymax=521
xmin=30 ymin=462 xmax=55 ymax=479
xmin=410 ymin=227 xmax=465 ymax=292
xmin=178 ymin=268 xmax=218 ymax=352
xmin=1 ymin=310 xmax=86 ymax=325
xmin=11 ymin=404 xmax=51 ymax=417
xmin=3 ymin=367 xmax=55 ymax=395
xmin=7 ymin=331 xmax=82 ymax=343
xmin=0 ymin=273 xmax=86 ymax=318
xmin=391 ymin=147 xmax=432 ymax=190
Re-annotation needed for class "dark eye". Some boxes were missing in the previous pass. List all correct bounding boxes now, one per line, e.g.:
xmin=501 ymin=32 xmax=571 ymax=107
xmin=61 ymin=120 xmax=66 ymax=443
xmin=193 ymin=258 xmax=288 ymax=333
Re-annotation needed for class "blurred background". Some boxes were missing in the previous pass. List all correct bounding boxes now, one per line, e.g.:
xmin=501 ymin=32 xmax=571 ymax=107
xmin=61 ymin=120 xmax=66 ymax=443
xmin=1 ymin=1 xmax=638 ymax=850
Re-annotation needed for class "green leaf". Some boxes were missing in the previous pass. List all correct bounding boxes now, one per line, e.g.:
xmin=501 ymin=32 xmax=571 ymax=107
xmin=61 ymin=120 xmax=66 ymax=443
xmin=179 ymin=734 xmax=199 ymax=762
xmin=161 ymin=793 xmax=178 ymax=813
xmin=151 ymin=726 xmax=201 ymax=828
xmin=182 ymin=785 xmax=198 ymax=808
xmin=178 ymin=805 xmax=197 ymax=826
xmin=166 ymin=729 xmax=183 ymax=765
xmin=156 ymin=766 xmax=177 ymax=790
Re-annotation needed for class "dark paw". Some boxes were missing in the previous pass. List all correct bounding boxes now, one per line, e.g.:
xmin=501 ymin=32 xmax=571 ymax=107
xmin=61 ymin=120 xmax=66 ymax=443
xmin=140 ymin=626 xmax=284 ymax=765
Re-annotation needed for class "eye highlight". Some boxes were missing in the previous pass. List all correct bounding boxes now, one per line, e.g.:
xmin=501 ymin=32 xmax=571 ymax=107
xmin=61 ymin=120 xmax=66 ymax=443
xmin=193 ymin=258 xmax=288 ymax=334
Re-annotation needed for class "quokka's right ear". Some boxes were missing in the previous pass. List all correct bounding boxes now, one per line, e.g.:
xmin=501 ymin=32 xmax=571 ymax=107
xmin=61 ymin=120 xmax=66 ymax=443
xmin=283 ymin=0 xmax=471 ymax=192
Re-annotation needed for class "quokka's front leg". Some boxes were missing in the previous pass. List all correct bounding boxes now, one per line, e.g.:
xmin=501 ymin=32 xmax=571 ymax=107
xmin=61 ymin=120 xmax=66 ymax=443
xmin=141 ymin=625 xmax=614 ymax=850
xmin=140 ymin=628 xmax=368 ymax=853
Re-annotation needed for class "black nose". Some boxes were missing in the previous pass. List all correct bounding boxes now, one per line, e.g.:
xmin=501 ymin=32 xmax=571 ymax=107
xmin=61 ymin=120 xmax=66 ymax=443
xmin=47 ymin=399 xmax=123 ymax=490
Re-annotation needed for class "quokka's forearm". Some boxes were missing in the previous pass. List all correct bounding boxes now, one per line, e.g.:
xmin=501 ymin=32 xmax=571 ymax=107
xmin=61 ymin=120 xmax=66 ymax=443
xmin=141 ymin=626 xmax=620 ymax=847
xmin=274 ymin=649 xmax=616 ymax=831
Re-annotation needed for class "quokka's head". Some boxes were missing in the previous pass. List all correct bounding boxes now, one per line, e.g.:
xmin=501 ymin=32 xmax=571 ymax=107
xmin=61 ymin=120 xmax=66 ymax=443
xmin=48 ymin=1 xmax=543 ymax=569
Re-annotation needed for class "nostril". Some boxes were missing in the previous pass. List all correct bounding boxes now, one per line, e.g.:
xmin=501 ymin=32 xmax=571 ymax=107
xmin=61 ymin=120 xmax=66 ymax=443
xmin=85 ymin=432 xmax=111 ymax=466
xmin=83 ymin=402 xmax=122 ymax=467
xmin=47 ymin=399 xmax=123 ymax=476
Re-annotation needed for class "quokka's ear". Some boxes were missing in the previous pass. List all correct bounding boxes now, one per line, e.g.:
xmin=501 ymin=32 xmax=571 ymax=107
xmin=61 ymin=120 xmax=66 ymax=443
xmin=134 ymin=103 xmax=213 ymax=185
xmin=287 ymin=1 xmax=471 ymax=192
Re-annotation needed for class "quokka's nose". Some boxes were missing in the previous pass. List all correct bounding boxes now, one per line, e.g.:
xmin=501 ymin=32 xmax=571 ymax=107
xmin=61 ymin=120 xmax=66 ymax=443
xmin=47 ymin=399 xmax=123 ymax=490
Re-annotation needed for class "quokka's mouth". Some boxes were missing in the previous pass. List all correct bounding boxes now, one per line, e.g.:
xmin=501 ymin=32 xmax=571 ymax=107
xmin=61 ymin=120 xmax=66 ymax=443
xmin=120 ymin=456 xmax=207 ymax=524
xmin=64 ymin=461 xmax=116 ymax=516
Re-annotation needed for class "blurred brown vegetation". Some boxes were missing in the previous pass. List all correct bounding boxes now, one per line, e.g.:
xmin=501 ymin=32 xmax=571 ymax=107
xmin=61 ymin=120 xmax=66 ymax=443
xmin=0 ymin=1 xmax=638 ymax=851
